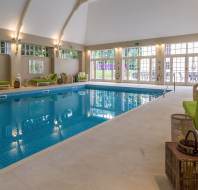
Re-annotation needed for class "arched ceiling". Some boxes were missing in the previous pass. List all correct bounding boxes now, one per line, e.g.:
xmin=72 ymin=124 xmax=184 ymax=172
xmin=0 ymin=0 xmax=89 ymax=44
xmin=0 ymin=0 xmax=197 ymax=45
xmin=23 ymin=0 xmax=76 ymax=40
xmin=0 ymin=0 xmax=26 ymax=31
xmin=85 ymin=0 xmax=198 ymax=45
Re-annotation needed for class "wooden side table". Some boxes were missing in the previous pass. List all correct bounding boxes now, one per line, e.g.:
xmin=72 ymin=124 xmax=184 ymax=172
xmin=165 ymin=142 xmax=198 ymax=190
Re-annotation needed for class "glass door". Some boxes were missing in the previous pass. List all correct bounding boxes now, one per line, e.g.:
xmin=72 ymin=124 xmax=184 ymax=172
xmin=172 ymin=57 xmax=185 ymax=83
xmin=188 ymin=56 xmax=198 ymax=83
xmin=140 ymin=58 xmax=150 ymax=81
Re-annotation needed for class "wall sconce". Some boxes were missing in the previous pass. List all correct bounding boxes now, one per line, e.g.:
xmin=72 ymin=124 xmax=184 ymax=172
xmin=12 ymin=37 xmax=22 ymax=55
xmin=87 ymin=50 xmax=91 ymax=56
xmin=115 ymin=47 xmax=122 ymax=54
xmin=54 ymin=43 xmax=61 ymax=58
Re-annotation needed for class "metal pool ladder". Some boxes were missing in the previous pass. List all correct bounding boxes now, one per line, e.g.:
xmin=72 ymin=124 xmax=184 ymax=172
xmin=163 ymin=73 xmax=176 ymax=97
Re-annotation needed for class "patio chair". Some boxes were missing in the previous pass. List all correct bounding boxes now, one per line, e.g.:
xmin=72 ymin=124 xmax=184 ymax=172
xmin=77 ymin=72 xmax=88 ymax=82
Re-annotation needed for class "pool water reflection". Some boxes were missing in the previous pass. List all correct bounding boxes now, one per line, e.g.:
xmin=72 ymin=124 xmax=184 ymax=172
xmin=0 ymin=87 xmax=162 ymax=168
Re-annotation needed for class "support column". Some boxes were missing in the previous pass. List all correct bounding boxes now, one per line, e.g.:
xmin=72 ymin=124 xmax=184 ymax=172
xmin=115 ymin=48 xmax=122 ymax=83
xmin=85 ymin=50 xmax=91 ymax=80
xmin=10 ymin=43 xmax=22 ymax=85
xmin=156 ymin=44 xmax=165 ymax=85
xmin=79 ymin=50 xmax=86 ymax=72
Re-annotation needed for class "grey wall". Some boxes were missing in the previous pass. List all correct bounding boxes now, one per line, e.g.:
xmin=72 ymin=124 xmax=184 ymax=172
xmin=20 ymin=56 xmax=52 ymax=80
xmin=54 ymin=58 xmax=79 ymax=76
xmin=0 ymin=54 xmax=10 ymax=80
xmin=11 ymin=55 xmax=52 ymax=81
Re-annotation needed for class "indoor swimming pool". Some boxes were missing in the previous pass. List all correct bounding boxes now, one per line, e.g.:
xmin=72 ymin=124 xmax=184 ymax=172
xmin=0 ymin=85 xmax=167 ymax=168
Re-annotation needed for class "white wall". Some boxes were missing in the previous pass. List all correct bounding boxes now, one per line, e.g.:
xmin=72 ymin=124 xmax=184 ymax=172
xmin=85 ymin=0 xmax=198 ymax=45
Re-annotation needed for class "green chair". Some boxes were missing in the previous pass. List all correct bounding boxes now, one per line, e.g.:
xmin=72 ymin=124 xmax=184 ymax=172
xmin=0 ymin=80 xmax=10 ymax=88
xmin=183 ymin=101 xmax=198 ymax=130
xmin=31 ymin=74 xmax=57 ymax=86
xmin=77 ymin=72 xmax=88 ymax=82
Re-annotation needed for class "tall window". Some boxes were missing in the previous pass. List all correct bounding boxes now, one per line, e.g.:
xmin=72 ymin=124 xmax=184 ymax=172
xmin=122 ymin=46 xmax=156 ymax=83
xmin=90 ymin=49 xmax=115 ymax=81
xmin=165 ymin=42 xmax=198 ymax=84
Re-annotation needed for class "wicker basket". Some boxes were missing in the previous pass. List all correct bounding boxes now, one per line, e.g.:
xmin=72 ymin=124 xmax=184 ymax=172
xmin=171 ymin=114 xmax=194 ymax=142
xmin=177 ymin=130 xmax=198 ymax=156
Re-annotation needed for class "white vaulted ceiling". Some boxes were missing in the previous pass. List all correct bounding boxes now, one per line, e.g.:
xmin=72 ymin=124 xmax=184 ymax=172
xmin=0 ymin=0 xmax=27 ymax=31
xmin=0 ymin=0 xmax=88 ymax=44
xmin=0 ymin=0 xmax=197 ymax=45
xmin=85 ymin=0 xmax=198 ymax=45
xmin=23 ymin=0 xmax=77 ymax=40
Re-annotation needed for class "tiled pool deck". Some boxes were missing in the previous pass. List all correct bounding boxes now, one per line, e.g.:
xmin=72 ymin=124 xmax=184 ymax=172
xmin=0 ymin=82 xmax=192 ymax=190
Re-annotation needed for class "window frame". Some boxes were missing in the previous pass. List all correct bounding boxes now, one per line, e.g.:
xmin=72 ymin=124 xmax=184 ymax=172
xmin=90 ymin=49 xmax=116 ymax=81
xmin=122 ymin=46 xmax=157 ymax=83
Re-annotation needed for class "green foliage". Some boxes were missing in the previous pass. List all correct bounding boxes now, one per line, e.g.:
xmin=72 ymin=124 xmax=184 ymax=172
xmin=59 ymin=48 xmax=80 ymax=59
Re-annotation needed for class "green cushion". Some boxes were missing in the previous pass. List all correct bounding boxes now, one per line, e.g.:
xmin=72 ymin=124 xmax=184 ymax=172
xmin=183 ymin=101 xmax=198 ymax=129
xmin=31 ymin=79 xmax=49 ymax=83
xmin=0 ymin=81 xmax=10 ymax=85
xmin=183 ymin=101 xmax=196 ymax=118
xmin=50 ymin=74 xmax=57 ymax=81
xmin=31 ymin=74 xmax=57 ymax=84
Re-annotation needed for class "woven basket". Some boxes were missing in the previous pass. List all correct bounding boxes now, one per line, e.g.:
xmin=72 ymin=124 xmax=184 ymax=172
xmin=177 ymin=130 xmax=198 ymax=156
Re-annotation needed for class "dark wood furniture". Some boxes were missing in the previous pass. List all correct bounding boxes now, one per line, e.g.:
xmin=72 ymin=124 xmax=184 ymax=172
xmin=165 ymin=142 xmax=198 ymax=190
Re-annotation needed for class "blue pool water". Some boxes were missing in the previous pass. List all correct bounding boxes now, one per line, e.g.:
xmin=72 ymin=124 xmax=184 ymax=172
xmin=0 ymin=85 xmax=167 ymax=168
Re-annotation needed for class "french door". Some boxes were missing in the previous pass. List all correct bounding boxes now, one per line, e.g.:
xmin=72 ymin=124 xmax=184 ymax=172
xmin=123 ymin=57 xmax=156 ymax=83
xmin=92 ymin=59 xmax=116 ymax=81
xmin=188 ymin=56 xmax=198 ymax=83
xmin=164 ymin=57 xmax=186 ymax=84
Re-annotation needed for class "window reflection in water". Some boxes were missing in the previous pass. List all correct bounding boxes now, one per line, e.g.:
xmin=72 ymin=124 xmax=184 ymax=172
xmin=89 ymin=90 xmax=158 ymax=119
xmin=0 ymin=88 xmax=161 ymax=168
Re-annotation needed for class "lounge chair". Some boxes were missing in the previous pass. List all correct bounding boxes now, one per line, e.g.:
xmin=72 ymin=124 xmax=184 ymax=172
xmin=0 ymin=81 xmax=10 ymax=89
xmin=77 ymin=72 xmax=88 ymax=82
xmin=183 ymin=101 xmax=198 ymax=130
xmin=30 ymin=74 xmax=57 ymax=86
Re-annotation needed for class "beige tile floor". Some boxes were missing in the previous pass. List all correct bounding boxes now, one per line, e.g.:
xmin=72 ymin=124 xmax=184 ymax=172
xmin=0 ymin=82 xmax=192 ymax=190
